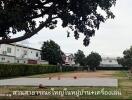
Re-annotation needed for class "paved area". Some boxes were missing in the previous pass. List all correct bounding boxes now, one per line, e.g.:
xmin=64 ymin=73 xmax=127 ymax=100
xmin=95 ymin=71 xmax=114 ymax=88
xmin=0 ymin=78 xmax=118 ymax=87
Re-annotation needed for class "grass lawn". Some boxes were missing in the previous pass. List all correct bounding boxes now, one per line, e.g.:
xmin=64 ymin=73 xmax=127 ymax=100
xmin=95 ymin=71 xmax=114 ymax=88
xmin=0 ymin=71 xmax=132 ymax=99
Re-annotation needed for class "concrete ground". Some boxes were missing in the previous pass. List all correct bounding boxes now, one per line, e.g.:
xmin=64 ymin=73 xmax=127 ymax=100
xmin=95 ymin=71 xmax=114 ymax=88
xmin=0 ymin=71 xmax=118 ymax=87
xmin=0 ymin=77 xmax=118 ymax=87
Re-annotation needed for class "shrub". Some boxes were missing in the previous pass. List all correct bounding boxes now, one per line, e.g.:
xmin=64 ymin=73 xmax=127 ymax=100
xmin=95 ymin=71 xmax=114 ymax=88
xmin=0 ymin=64 xmax=59 ymax=78
xmin=62 ymin=65 xmax=75 ymax=72
xmin=0 ymin=64 xmax=78 ymax=79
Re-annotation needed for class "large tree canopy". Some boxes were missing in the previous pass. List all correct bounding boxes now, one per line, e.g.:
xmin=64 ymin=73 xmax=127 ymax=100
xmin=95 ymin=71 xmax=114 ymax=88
xmin=86 ymin=52 xmax=102 ymax=71
xmin=41 ymin=40 xmax=64 ymax=65
xmin=74 ymin=50 xmax=86 ymax=66
xmin=0 ymin=0 xmax=116 ymax=45
xmin=117 ymin=46 xmax=132 ymax=73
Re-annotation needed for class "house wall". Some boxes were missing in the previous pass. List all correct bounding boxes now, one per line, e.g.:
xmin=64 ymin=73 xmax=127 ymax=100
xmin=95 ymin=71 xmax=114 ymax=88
xmin=38 ymin=60 xmax=49 ymax=64
xmin=100 ymin=57 xmax=122 ymax=67
xmin=101 ymin=58 xmax=118 ymax=65
xmin=64 ymin=54 xmax=75 ymax=65
xmin=0 ymin=55 xmax=15 ymax=63
xmin=0 ymin=44 xmax=41 ymax=60
xmin=0 ymin=44 xmax=48 ymax=64
xmin=15 ymin=46 xmax=41 ymax=60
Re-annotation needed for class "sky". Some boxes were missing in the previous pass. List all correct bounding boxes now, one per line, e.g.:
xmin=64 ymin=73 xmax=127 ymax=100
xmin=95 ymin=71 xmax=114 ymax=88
xmin=19 ymin=0 xmax=132 ymax=57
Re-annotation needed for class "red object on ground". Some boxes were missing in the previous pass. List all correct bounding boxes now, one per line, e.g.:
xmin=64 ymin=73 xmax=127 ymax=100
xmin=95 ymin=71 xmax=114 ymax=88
xmin=49 ymin=77 xmax=51 ymax=80
xmin=58 ymin=76 xmax=60 ymax=80
xmin=74 ymin=76 xmax=77 ymax=79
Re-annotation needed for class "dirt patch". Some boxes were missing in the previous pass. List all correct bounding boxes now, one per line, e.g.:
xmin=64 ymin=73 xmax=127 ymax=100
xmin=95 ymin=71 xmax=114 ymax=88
xmin=51 ymin=71 xmax=116 ymax=78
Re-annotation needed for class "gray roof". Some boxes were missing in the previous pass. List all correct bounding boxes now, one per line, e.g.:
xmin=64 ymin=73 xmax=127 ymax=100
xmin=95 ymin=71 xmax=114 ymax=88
xmin=7 ymin=43 xmax=41 ymax=51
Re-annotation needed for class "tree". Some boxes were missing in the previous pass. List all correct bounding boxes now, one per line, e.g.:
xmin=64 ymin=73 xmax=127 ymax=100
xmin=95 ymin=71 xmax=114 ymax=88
xmin=0 ymin=0 xmax=116 ymax=46
xmin=74 ymin=50 xmax=86 ymax=66
xmin=117 ymin=46 xmax=132 ymax=73
xmin=41 ymin=40 xmax=64 ymax=65
xmin=86 ymin=52 xmax=102 ymax=71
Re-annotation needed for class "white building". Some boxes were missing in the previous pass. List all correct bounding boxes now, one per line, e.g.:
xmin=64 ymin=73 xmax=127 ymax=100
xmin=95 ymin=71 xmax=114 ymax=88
xmin=0 ymin=43 xmax=48 ymax=64
xmin=63 ymin=53 xmax=75 ymax=66
xmin=100 ymin=57 xmax=122 ymax=67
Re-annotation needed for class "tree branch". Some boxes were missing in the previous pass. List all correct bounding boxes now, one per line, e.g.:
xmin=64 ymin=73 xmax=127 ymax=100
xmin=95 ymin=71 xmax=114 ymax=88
xmin=0 ymin=16 xmax=57 ymax=44
xmin=30 ymin=4 xmax=57 ymax=20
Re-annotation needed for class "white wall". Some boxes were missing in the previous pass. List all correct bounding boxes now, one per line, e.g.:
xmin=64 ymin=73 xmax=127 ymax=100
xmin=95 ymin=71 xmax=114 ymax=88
xmin=101 ymin=58 xmax=118 ymax=65
xmin=0 ymin=44 xmax=41 ymax=60
xmin=64 ymin=55 xmax=75 ymax=65
xmin=0 ymin=55 xmax=15 ymax=63
xmin=0 ymin=44 xmax=15 ymax=56
xmin=100 ymin=57 xmax=122 ymax=67
xmin=38 ymin=60 xmax=49 ymax=64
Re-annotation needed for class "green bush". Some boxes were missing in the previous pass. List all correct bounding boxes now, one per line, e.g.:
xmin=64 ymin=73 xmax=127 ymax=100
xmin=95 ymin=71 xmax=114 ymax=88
xmin=62 ymin=65 xmax=75 ymax=72
xmin=0 ymin=64 xmax=78 ymax=79
xmin=0 ymin=64 xmax=88 ymax=79
xmin=0 ymin=64 xmax=60 ymax=78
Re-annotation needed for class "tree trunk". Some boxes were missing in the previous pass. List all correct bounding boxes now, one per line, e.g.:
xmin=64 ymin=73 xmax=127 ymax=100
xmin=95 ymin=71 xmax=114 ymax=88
xmin=128 ymin=67 xmax=132 ymax=79
xmin=94 ymin=67 xmax=96 ymax=72
xmin=130 ymin=67 xmax=132 ymax=73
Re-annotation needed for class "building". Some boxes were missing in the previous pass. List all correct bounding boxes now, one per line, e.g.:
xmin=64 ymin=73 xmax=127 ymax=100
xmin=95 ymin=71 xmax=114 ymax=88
xmin=0 ymin=43 xmax=48 ymax=64
xmin=100 ymin=57 xmax=122 ymax=67
xmin=63 ymin=53 xmax=75 ymax=66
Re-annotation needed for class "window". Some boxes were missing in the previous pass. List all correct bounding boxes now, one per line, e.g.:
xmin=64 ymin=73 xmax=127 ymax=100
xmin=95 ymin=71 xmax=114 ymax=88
xmin=17 ymin=60 xmax=19 ymax=63
xmin=1 ymin=58 xmax=5 ymax=60
xmin=24 ymin=50 xmax=27 ymax=55
xmin=109 ymin=60 xmax=112 ymax=63
xmin=7 ymin=47 xmax=11 ymax=53
xmin=36 ymin=52 xmax=39 ymax=57
xmin=17 ymin=49 xmax=19 ymax=51
xmin=3 ymin=51 xmax=7 ymax=55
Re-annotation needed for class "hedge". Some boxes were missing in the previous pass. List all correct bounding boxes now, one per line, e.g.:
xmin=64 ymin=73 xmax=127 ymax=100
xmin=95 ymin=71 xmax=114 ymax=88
xmin=62 ymin=65 xmax=129 ymax=71
xmin=1 ymin=64 xmax=127 ymax=79
xmin=61 ymin=65 xmax=76 ymax=72
xmin=0 ymin=64 xmax=60 ymax=78
xmin=0 ymin=64 xmax=77 ymax=79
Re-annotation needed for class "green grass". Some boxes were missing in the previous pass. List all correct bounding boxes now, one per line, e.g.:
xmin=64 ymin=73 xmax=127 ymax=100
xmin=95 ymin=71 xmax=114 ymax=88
xmin=113 ymin=71 xmax=128 ymax=78
xmin=0 ymin=71 xmax=132 ymax=99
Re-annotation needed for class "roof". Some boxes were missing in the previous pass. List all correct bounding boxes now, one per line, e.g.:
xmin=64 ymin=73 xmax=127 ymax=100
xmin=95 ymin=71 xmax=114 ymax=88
xmin=65 ymin=53 xmax=74 ymax=57
xmin=102 ymin=57 xmax=117 ymax=60
xmin=6 ymin=43 xmax=41 ymax=51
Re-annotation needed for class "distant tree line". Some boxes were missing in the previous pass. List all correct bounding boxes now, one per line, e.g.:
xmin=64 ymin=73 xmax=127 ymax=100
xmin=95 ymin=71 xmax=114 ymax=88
xmin=74 ymin=50 xmax=102 ymax=71
xmin=41 ymin=40 xmax=102 ymax=71
xmin=117 ymin=46 xmax=132 ymax=73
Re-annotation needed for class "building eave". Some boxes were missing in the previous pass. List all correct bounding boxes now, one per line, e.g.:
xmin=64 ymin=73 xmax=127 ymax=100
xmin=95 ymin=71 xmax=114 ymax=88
xmin=6 ymin=43 xmax=41 ymax=51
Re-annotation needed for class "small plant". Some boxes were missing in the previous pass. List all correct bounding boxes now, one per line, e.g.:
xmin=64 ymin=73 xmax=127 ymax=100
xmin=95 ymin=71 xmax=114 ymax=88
xmin=0 ymin=64 xmax=58 ymax=78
